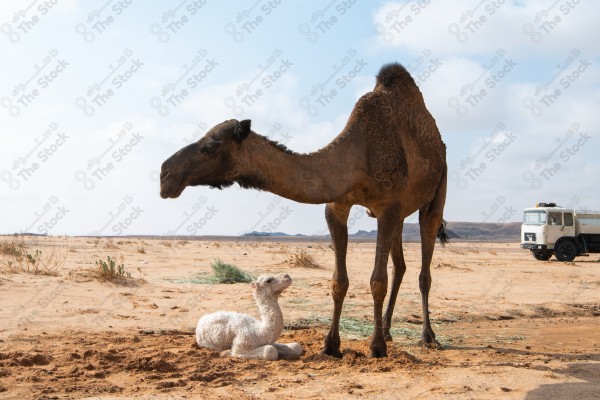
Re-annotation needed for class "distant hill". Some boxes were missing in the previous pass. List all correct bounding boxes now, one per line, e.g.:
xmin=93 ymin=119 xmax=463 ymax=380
xmin=244 ymin=222 xmax=521 ymax=242
xmin=243 ymin=231 xmax=305 ymax=237
xmin=445 ymin=222 xmax=521 ymax=242
xmin=349 ymin=222 xmax=520 ymax=242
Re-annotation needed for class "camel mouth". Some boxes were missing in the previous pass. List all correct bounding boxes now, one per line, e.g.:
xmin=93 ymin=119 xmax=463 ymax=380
xmin=160 ymin=178 xmax=186 ymax=199
xmin=274 ymin=278 xmax=292 ymax=295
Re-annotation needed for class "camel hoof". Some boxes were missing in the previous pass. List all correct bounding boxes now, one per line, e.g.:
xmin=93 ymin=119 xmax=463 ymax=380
xmin=418 ymin=338 xmax=442 ymax=349
xmin=320 ymin=345 xmax=342 ymax=358
xmin=322 ymin=334 xmax=342 ymax=358
xmin=370 ymin=346 xmax=388 ymax=358
xmin=370 ymin=337 xmax=388 ymax=358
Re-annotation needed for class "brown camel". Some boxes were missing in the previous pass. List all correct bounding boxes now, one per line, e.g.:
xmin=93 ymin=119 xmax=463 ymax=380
xmin=160 ymin=63 xmax=448 ymax=358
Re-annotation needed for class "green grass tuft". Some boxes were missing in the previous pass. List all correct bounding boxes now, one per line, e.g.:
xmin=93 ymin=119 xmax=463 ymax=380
xmin=95 ymin=255 xmax=131 ymax=280
xmin=208 ymin=259 xmax=253 ymax=284
xmin=168 ymin=260 xmax=253 ymax=284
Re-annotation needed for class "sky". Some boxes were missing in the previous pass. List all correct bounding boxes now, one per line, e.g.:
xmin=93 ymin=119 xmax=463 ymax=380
xmin=0 ymin=0 xmax=599 ymax=237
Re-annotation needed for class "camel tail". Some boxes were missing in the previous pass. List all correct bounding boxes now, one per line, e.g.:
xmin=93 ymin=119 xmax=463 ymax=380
xmin=376 ymin=63 xmax=417 ymax=89
xmin=437 ymin=219 xmax=449 ymax=246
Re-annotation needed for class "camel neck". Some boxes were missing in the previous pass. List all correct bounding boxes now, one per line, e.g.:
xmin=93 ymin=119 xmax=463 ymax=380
xmin=239 ymin=132 xmax=362 ymax=204
xmin=255 ymin=293 xmax=284 ymax=340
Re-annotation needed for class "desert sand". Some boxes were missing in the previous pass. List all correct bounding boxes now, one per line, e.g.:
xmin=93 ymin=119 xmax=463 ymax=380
xmin=0 ymin=235 xmax=599 ymax=399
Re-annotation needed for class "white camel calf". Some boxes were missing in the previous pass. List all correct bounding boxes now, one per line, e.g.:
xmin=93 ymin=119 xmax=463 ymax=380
xmin=195 ymin=273 xmax=303 ymax=361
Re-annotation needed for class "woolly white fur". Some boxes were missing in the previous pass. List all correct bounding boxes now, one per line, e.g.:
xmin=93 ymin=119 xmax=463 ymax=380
xmin=195 ymin=273 xmax=303 ymax=361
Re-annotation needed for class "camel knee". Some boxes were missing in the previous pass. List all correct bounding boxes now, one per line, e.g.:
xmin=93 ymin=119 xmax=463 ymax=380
xmin=331 ymin=279 xmax=349 ymax=301
xmin=370 ymin=279 xmax=387 ymax=303
xmin=419 ymin=272 xmax=431 ymax=292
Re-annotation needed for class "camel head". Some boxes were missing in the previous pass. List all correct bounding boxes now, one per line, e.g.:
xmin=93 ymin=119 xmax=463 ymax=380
xmin=160 ymin=119 xmax=252 ymax=199
xmin=251 ymin=273 xmax=292 ymax=298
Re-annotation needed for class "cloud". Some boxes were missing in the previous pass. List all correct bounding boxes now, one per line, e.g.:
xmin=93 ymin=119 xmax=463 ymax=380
xmin=372 ymin=1 xmax=599 ymax=57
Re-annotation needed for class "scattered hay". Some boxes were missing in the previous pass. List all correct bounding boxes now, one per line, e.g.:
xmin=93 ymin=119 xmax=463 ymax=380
xmin=289 ymin=315 xmax=421 ymax=340
xmin=434 ymin=262 xmax=472 ymax=272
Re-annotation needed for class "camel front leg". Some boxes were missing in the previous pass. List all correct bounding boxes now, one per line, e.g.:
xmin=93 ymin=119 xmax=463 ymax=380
xmin=321 ymin=202 xmax=351 ymax=358
xmin=370 ymin=205 xmax=401 ymax=358
xmin=229 ymin=344 xmax=278 ymax=360
xmin=273 ymin=342 xmax=303 ymax=357
xmin=383 ymin=222 xmax=406 ymax=341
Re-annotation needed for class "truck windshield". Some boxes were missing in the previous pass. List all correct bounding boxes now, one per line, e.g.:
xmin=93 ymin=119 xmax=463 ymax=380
xmin=523 ymin=211 xmax=547 ymax=225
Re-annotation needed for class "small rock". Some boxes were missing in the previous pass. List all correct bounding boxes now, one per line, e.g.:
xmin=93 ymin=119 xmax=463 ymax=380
xmin=501 ymin=387 xmax=512 ymax=392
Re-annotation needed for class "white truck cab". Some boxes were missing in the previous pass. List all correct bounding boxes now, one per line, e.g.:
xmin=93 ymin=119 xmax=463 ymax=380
xmin=521 ymin=202 xmax=600 ymax=261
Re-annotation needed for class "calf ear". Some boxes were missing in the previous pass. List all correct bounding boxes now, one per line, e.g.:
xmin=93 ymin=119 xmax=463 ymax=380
xmin=234 ymin=119 xmax=251 ymax=142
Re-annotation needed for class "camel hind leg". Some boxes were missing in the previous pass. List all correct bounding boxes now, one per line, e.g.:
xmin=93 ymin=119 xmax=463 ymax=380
xmin=370 ymin=204 xmax=402 ymax=358
xmin=418 ymin=167 xmax=447 ymax=348
xmin=383 ymin=220 xmax=406 ymax=341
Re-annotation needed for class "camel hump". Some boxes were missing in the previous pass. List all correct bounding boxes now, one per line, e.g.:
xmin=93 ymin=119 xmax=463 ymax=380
xmin=375 ymin=63 xmax=416 ymax=89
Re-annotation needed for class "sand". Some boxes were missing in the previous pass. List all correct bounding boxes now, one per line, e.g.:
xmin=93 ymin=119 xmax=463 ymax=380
xmin=0 ymin=235 xmax=599 ymax=399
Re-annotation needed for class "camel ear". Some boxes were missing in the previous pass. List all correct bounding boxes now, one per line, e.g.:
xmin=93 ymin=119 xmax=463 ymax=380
xmin=251 ymin=281 xmax=257 ymax=289
xmin=234 ymin=119 xmax=251 ymax=142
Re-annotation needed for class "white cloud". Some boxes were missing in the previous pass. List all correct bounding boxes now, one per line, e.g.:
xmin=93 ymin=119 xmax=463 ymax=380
xmin=372 ymin=1 xmax=600 ymax=57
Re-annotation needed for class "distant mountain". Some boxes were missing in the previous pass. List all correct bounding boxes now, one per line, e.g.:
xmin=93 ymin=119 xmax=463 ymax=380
xmin=349 ymin=222 xmax=520 ymax=242
xmin=243 ymin=231 xmax=306 ymax=237
xmin=445 ymin=222 xmax=521 ymax=241
xmin=244 ymin=222 xmax=521 ymax=242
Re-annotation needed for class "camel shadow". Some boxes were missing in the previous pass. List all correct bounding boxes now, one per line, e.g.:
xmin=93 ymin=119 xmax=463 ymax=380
xmin=446 ymin=345 xmax=600 ymax=399
xmin=525 ymin=362 xmax=600 ymax=400
xmin=445 ymin=344 xmax=600 ymax=362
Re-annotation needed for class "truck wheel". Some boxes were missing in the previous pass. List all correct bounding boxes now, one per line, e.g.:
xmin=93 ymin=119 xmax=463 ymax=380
xmin=532 ymin=251 xmax=552 ymax=261
xmin=555 ymin=240 xmax=577 ymax=262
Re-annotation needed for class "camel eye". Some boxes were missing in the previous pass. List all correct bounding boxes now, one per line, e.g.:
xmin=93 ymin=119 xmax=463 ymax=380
xmin=199 ymin=141 xmax=220 ymax=155
xmin=199 ymin=146 xmax=215 ymax=155
xmin=265 ymin=278 xmax=273 ymax=284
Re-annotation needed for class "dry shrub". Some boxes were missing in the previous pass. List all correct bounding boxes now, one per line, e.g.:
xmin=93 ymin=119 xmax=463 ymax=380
xmin=0 ymin=237 xmax=66 ymax=276
xmin=0 ymin=237 xmax=25 ymax=257
xmin=103 ymin=240 xmax=119 ymax=249
xmin=287 ymin=249 xmax=323 ymax=269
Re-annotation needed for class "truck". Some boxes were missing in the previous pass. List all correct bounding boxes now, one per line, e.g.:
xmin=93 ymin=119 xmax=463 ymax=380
xmin=521 ymin=202 xmax=600 ymax=262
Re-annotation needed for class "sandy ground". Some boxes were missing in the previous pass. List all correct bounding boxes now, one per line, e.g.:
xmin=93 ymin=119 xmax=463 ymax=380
xmin=0 ymin=235 xmax=599 ymax=399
